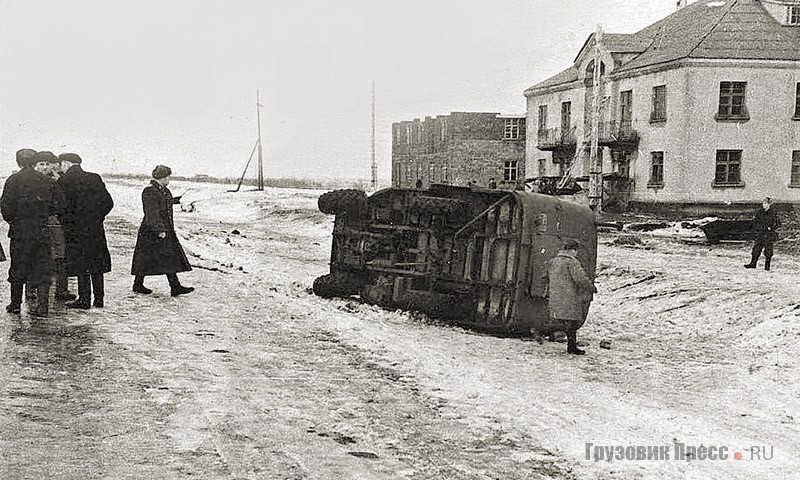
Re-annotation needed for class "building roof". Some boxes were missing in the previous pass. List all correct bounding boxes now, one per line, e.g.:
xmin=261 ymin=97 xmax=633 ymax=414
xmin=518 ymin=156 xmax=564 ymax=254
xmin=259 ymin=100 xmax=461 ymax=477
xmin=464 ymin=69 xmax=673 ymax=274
xmin=527 ymin=0 xmax=800 ymax=92
xmin=529 ymin=66 xmax=580 ymax=90
xmin=619 ymin=0 xmax=800 ymax=71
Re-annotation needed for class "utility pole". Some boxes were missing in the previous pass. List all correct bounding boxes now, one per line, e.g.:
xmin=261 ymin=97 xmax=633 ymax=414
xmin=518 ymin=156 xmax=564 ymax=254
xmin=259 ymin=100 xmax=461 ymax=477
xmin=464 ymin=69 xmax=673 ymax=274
xmin=370 ymin=81 xmax=378 ymax=191
xmin=256 ymin=89 xmax=264 ymax=191
xmin=588 ymin=25 xmax=603 ymax=213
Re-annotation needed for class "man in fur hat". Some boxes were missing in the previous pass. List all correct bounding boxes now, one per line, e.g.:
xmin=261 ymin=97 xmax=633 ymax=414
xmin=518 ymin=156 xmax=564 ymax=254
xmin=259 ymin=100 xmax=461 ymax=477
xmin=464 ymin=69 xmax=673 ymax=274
xmin=130 ymin=164 xmax=194 ymax=296
xmin=1 ymin=149 xmax=58 ymax=316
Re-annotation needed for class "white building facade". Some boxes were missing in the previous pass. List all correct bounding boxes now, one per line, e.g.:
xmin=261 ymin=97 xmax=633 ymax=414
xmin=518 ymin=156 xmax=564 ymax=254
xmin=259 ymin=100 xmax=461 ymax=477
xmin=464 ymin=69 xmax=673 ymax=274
xmin=524 ymin=0 xmax=800 ymax=207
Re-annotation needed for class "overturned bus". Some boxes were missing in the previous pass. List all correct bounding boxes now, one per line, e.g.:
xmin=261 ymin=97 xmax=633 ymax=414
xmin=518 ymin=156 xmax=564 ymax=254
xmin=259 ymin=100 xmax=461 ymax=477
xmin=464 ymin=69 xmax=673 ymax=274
xmin=313 ymin=185 xmax=597 ymax=335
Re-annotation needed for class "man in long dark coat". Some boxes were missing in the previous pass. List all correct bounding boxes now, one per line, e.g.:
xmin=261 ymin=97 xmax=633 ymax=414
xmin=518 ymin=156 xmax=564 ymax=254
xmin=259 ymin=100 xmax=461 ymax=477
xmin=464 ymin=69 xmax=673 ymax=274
xmin=1 ymin=149 xmax=58 ymax=316
xmin=547 ymin=238 xmax=596 ymax=355
xmin=58 ymin=153 xmax=114 ymax=309
xmin=131 ymin=164 xmax=194 ymax=296
xmin=744 ymin=197 xmax=779 ymax=271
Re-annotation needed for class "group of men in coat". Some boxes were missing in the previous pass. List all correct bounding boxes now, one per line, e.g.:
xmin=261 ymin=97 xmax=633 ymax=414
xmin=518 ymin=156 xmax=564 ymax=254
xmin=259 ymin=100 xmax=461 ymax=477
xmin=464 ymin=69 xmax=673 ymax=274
xmin=1 ymin=151 xmax=195 ymax=318
xmin=1 ymin=149 xmax=112 ymax=316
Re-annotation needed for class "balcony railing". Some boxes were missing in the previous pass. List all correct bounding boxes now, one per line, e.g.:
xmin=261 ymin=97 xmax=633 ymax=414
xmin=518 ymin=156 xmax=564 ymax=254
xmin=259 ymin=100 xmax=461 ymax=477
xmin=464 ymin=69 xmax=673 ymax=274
xmin=536 ymin=126 xmax=577 ymax=150
xmin=598 ymin=120 xmax=639 ymax=146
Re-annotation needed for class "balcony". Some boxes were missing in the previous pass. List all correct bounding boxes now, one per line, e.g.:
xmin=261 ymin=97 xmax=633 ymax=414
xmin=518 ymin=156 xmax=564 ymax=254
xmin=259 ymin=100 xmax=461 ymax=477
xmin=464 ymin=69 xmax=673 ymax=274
xmin=536 ymin=126 xmax=577 ymax=151
xmin=598 ymin=120 xmax=639 ymax=147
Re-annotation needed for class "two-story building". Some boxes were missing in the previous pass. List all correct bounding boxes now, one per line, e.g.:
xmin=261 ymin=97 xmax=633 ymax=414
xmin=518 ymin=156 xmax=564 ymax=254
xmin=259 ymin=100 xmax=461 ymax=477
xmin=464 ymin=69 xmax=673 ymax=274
xmin=392 ymin=112 xmax=526 ymax=189
xmin=524 ymin=0 xmax=800 ymax=208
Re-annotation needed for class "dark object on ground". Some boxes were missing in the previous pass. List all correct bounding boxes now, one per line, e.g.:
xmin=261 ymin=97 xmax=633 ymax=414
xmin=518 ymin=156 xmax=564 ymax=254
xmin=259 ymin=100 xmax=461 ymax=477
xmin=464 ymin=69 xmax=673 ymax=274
xmin=625 ymin=222 xmax=670 ymax=232
xmin=348 ymin=451 xmax=379 ymax=459
xmin=701 ymin=219 xmax=755 ymax=244
xmin=599 ymin=339 xmax=612 ymax=349
xmin=596 ymin=221 xmax=624 ymax=231
xmin=314 ymin=185 xmax=597 ymax=335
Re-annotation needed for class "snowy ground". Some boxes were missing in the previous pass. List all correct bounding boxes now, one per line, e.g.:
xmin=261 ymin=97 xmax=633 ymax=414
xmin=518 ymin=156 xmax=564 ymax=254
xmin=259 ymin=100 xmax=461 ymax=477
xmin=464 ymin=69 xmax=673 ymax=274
xmin=0 ymin=178 xmax=798 ymax=479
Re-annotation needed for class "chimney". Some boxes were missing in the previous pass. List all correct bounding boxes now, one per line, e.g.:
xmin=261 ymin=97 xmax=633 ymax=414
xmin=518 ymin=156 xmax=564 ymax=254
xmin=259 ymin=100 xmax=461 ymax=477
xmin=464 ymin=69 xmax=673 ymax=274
xmin=677 ymin=0 xmax=688 ymax=9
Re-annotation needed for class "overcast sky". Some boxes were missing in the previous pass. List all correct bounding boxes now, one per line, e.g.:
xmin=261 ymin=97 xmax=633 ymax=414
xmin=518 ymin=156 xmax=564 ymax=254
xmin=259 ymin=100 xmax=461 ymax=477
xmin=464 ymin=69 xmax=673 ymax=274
xmin=0 ymin=0 xmax=676 ymax=182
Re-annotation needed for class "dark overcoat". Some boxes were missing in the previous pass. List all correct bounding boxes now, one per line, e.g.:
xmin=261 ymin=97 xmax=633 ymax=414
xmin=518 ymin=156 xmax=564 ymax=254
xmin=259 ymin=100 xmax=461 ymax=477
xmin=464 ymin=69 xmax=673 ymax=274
xmin=1 ymin=167 xmax=57 ymax=283
xmin=547 ymin=250 xmax=596 ymax=322
xmin=130 ymin=180 xmax=192 ymax=276
xmin=58 ymin=165 xmax=114 ymax=275
xmin=753 ymin=205 xmax=779 ymax=243
xmin=46 ymin=173 xmax=67 ymax=260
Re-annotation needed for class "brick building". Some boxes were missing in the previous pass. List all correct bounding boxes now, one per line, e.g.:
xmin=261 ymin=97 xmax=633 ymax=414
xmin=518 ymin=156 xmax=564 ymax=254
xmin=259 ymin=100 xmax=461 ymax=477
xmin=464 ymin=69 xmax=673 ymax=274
xmin=391 ymin=112 xmax=526 ymax=189
xmin=524 ymin=0 xmax=800 ymax=208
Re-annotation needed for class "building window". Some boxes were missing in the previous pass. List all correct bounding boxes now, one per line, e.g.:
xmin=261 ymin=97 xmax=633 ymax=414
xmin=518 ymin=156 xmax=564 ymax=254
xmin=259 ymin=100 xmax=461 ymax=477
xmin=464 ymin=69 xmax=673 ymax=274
xmin=504 ymin=118 xmax=521 ymax=140
xmin=790 ymin=6 xmax=800 ymax=25
xmin=442 ymin=161 xmax=449 ymax=183
xmin=715 ymin=150 xmax=743 ymax=186
xmin=792 ymin=151 xmax=800 ymax=186
xmin=794 ymin=83 xmax=800 ymax=119
xmin=538 ymin=105 xmax=548 ymax=133
xmin=504 ymin=161 xmax=518 ymax=182
xmin=651 ymin=85 xmax=667 ymax=123
xmin=560 ymin=102 xmax=571 ymax=133
xmin=538 ymin=158 xmax=546 ymax=178
xmin=620 ymin=90 xmax=633 ymax=130
xmin=429 ymin=162 xmax=436 ymax=183
xmin=649 ymin=152 xmax=664 ymax=186
xmin=441 ymin=119 xmax=447 ymax=141
xmin=583 ymin=60 xmax=605 ymax=87
xmin=406 ymin=125 xmax=413 ymax=144
xmin=717 ymin=81 xmax=748 ymax=120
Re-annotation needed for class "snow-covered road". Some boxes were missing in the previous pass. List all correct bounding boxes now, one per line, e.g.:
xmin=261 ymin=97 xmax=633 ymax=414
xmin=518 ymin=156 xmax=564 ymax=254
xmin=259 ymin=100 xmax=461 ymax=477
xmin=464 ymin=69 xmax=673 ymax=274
xmin=1 ymin=179 xmax=797 ymax=479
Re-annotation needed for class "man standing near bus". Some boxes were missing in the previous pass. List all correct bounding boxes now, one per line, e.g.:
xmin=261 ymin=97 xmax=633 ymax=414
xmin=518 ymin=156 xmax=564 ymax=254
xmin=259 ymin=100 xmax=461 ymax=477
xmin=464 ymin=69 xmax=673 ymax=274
xmin=547 ymin=238 xmax=596 ymax=355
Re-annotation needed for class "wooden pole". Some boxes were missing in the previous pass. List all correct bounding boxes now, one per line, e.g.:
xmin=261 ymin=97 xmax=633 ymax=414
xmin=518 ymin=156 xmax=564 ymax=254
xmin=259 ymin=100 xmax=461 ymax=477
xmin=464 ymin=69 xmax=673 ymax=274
xmin=588 ymin=25 xmax=603 ymax=212
xmin=371 ymin=81 xmax=378 ymax=191
xmin=256 ymin=89 xmax=264 ymax=191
